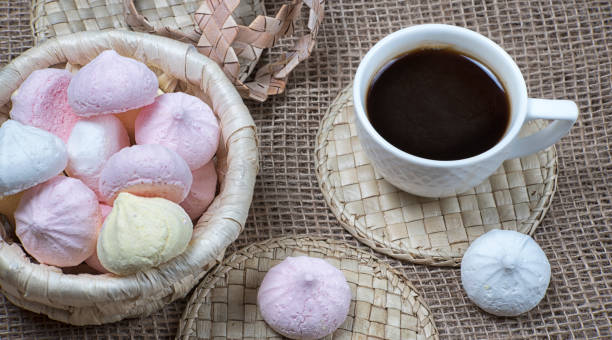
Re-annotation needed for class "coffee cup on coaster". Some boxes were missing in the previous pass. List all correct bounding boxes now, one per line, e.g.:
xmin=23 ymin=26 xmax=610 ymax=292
xmin=353 ymin=24 xmax=578 ymax=197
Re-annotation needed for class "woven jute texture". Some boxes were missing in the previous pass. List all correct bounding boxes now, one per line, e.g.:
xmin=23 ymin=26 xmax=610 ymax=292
xmin=315 ymin=86 xmax=558 ymax=267
xmin=177 ymin=236 xmax=438 ymax=339
xmin=0 ymin=0 xmax=611 ymax=338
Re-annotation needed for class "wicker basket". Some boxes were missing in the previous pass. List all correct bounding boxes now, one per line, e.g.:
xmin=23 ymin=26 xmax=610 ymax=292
xmin=0 ymin=30 xmax=258 ymax=325
xmin=31 ymin=0 xmax=326 ymax=102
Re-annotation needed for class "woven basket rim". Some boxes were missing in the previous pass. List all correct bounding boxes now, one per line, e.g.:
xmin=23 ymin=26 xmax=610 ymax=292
xmin=315 ymin=85 xmax=558 ymax=266
xmin=0 ymin=30 xmax=258 ymax=324
xmin=178 ymin=235 xmax=439 ymax=339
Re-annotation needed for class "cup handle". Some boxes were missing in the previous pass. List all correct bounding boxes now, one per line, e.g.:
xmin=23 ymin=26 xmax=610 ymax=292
xmin=504 ymin=98 xmax=578 ymax=160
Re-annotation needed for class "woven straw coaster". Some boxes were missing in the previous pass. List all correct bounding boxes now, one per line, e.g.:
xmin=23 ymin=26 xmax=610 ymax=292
xmin=315 ymin=86 xmax=558 ymax=267
xmin=177 ymin=236 xmax=438 ymax=340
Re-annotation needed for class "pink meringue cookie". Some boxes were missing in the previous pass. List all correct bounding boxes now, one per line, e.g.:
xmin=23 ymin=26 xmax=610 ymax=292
xmin=10 ymin=68 xmax=80 ymax=142
xmin=14 ymin=176 xmax=101 ymax=267
xmin=66 ymin=115 xmax=130 ymax=198
xmin=257 ymin=256 xmax=352 ymax=340
xmin=135 ymin=92 xmax=219 ymax=170
xmin=67 ymin=50 xmax=158 ymax=117
xmin=180 ymin=160 xmax=217 ymax=220
xmin=98 ymin=144 xmax=193 ymax=204
xmin=85 ymin=204 xmax=112 ymax=273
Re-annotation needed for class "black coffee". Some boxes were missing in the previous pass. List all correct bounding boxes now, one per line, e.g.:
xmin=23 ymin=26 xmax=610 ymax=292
xmin=366 ymin=48 xmax=510 ymax=161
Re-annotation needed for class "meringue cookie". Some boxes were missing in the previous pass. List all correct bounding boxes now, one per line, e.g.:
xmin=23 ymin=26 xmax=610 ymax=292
xmin=97 ymin=192 xmax=192 ymax=276
xmin=180 ymin=160 xmax=217 ymax=220
xmin=0 ymin=120 xmax=68 ymax=196
xmin=66 ymin=115 xmax=130 ymax=198
xmin=68 ymin=50 xmax=158 ymax=117
xmin=258 ymin=256 xmax=352 ymax=340
xmin=135 ymin=92 xmax=219 ymax=170
xmin=10 ymin=68 xmax=80 ymax=142
xmin=85 ymin=204 xmax=113 ymax=273
xmin=98 ymin=144 xmax=193 ymax=204
xmin=14 ymin=176 xmax=101 ymax=267
xmin=461 ymin=229 xmax=551 ymax=316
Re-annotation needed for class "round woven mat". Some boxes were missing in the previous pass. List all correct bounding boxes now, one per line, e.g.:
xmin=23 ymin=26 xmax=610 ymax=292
xmin=177 ymin=236 xmax=438 ymax=339
xmin=315 ymin=86 xmax=558 ymax=266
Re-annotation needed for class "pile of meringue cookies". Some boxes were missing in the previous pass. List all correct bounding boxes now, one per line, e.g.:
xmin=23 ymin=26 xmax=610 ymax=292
xmin=0 ymin=50 xmax=219 ymax=276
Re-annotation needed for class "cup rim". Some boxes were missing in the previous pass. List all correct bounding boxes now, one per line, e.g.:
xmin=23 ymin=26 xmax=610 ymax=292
xmin=353 ymin=24 xmax=529 ymax=168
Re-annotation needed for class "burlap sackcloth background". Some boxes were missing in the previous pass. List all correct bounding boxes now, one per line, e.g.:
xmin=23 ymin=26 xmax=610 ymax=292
xmin=0 ymin=0 xmax=610 ymax=338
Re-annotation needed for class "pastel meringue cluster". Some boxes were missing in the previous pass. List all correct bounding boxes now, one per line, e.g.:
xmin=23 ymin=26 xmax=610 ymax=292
xmin=1 ymin=49 xmax=220 ymax=276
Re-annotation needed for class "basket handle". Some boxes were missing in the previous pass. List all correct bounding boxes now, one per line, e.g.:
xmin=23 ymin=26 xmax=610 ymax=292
xmin=124 ymin=0 xmax=325 ymax=102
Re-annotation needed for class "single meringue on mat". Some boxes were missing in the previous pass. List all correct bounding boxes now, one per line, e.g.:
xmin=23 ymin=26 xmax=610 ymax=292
xmin=97 ymin=192 xmax=193 ymax=276
xmin=68 ymin=50 xmax=158 ymax=117
xmin=98 ymin=144 xmax=193 ymax=204
xmin=180 ymin=160 xmax=217 ymax=220
xmin=0 ymin=120 xmax=68 ymax=196
xmin=135 ymin=92 xmax=219 ymax=170
xmin=14 ymin=176 xmax=101 ymax=267
xmin=10 ymin=68 xmax=80 ymax=142
xmin=66 ymin=115 xmax=129 ymax=198
xmin=85 ymin=204 xmax=113 ymax=273
xmin=461 ymin=229 xmax=551 ymax=317
xmin=257 ymin=256 xmax=352 ymax=340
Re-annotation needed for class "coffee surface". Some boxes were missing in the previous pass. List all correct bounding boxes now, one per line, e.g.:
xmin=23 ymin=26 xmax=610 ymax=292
xmin=366 ymin=48 xmax=510 ymax=161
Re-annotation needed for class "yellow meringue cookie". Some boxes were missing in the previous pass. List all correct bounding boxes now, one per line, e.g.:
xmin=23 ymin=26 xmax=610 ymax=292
xmin=97 ymin=192 xmax=193 ymax=276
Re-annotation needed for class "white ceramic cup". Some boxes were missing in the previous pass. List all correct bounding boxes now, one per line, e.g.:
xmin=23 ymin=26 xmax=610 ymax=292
xmin=353 ymin=24 xmax=578 ymax=197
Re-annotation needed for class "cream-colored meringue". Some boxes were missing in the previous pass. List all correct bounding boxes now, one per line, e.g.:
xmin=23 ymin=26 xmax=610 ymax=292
xmin=97 ymin=192 xmax=193 ymax=275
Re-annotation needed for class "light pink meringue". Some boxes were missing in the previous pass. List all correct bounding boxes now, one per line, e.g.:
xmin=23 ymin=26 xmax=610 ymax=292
xmin=14 ymin=176 xmax=101 ymax=267
xmin=98 ymin=144 xmax=193 ymax=204
xmin=180 ymin=160 xmax=217 ymax=220
xmin=66 ymin=115 xmax=130 ymax=199
xmin=10 ymin=68 xmax=80 ymax=142
xmin=67 ymin=50 xmax=158 ymax=117
xmin=257 ymin=256 xmax=352 ymax=340
xmin=85 ymin=204 xmax=112 ymax=273
xmin=135 ymin=92 xmax=219 ymax=170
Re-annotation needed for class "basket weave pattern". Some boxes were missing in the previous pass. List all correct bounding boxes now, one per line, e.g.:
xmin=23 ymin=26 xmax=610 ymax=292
xmin=0 ymin=30 xmax=258 ymax=325
xmin=177 ymin=236 xmax=438 ymax=339
xmin=32 ymin=0 xmax=325 ymax=102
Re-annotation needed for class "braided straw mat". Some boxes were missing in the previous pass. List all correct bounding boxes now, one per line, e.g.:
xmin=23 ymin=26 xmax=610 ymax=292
xmin=315 ymin=86 xmax=557 ymax=267
xmin=31 ymin=0 xmax=325 ymax=102
xmin=177 ymin=236 xmax=438 ymax=339
xmin=0 ymin=0 xmax=610 ymax=338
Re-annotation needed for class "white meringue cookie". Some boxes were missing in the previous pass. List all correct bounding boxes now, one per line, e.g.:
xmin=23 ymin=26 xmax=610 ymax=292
xmin=0 ymin=120 xmax=68 ymax=196
xmin=66 ymin=115 xmax=129 ymax=198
